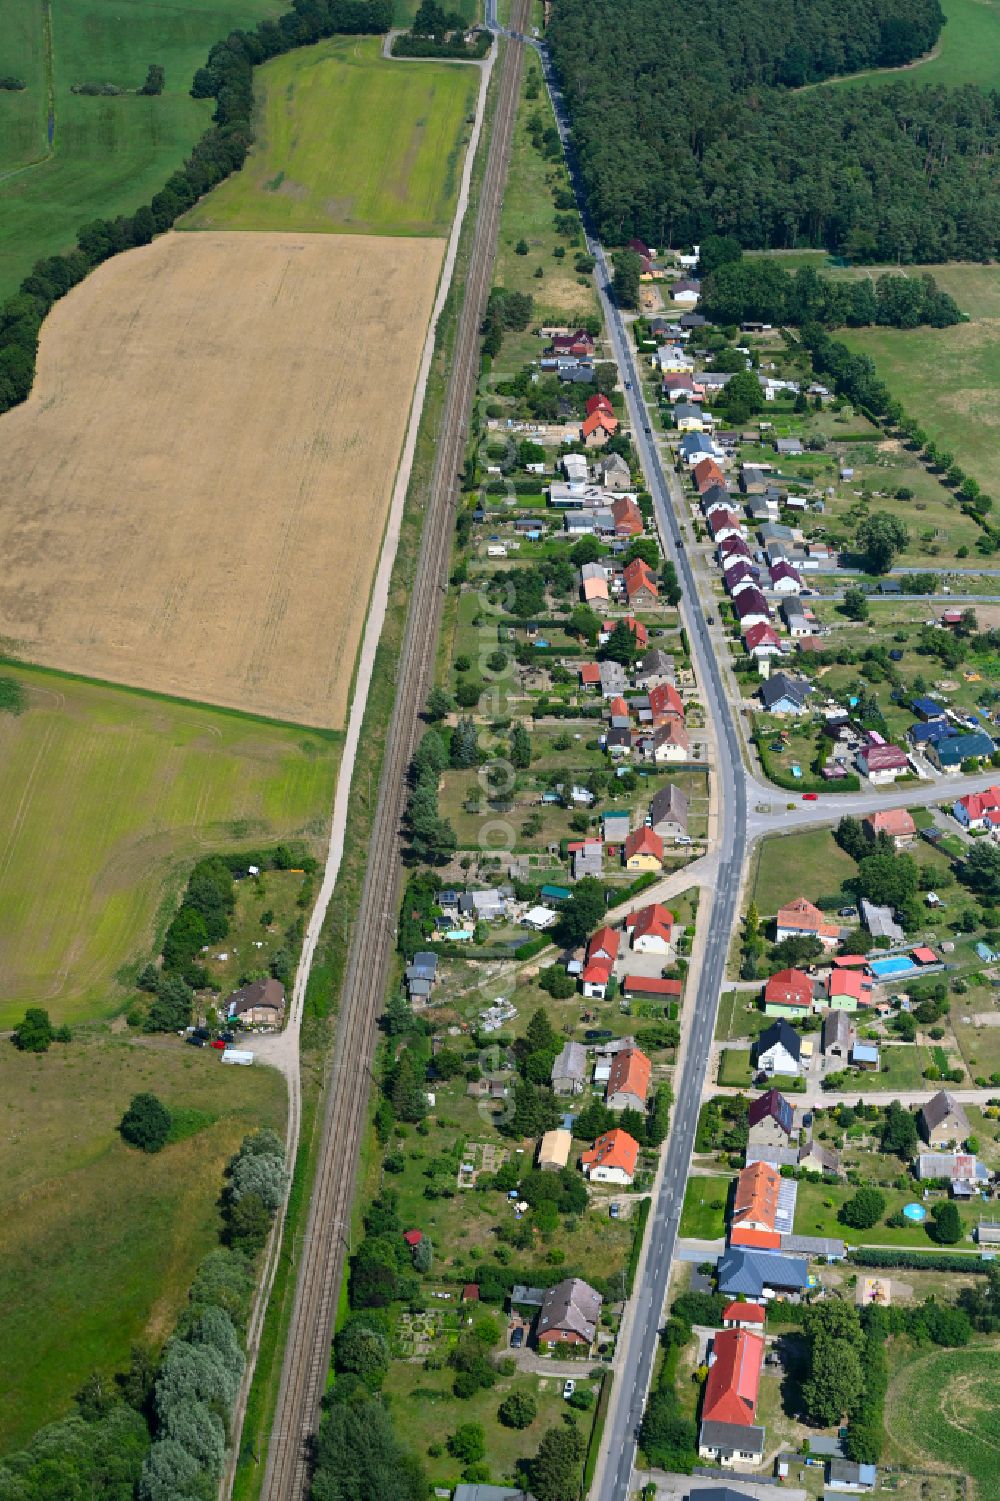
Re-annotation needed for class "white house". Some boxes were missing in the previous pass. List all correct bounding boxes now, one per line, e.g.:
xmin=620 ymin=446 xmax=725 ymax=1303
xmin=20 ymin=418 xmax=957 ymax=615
xmin=754 ymin=1019 xmax=802 ymax=1077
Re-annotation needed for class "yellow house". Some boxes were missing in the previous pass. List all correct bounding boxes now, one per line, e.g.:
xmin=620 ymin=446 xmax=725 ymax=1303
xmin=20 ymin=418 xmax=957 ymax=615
xmin=623 ymin=826 xmax=663 ymax=870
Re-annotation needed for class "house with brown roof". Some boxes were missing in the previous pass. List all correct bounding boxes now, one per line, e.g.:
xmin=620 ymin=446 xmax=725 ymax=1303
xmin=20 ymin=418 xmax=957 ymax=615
xmin=611 ymin=495 xmax=643 ymax=537
xmin=227 ymin=977 xmax=286 ymax=1026
xmin=775 ymin=897 xmax=840 ymax=951
xmin=919 ymin=1090 xmax=970 ymax=1148
xmin=693 ymin=457 xmax=726 ymax=494
xmin=747 ymin=1088 xmax=796 ymax=1147
xmin=730 ymin=1160 xmax=781 ymax=1246
xmin=581 ymin=1128 xmax=640 ymax=1185
xmin=606 ymin=1046 xmax=651 ymax=1111
xmin=645 ymin=719 xmax=690 ymax=763
xmin=536 ymin=1277 xmax=603 ymax=1347
xmin=864 ymin=808 xmax=916 ymax=848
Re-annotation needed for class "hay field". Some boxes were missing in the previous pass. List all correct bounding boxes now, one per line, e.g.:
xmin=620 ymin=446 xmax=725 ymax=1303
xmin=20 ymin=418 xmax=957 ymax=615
xmin=0 ymin=662 xmax=338 ymax=1025
xmin=0 ymin=229 xmax=444 ymax=727
xmin=182 ymin=36 xmax=478 ymax=238
xmin=884 ymin=1343 xmax=1000 ymax=1497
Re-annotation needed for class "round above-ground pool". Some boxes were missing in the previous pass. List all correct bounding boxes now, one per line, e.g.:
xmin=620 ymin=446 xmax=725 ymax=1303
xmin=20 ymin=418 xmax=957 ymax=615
xmin=903 ymin=1202 xmax=927 ymax=1222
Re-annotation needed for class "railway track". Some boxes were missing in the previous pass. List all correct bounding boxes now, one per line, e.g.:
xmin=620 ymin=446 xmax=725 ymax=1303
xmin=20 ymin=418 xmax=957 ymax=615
xmin=261 ymin=12 xmax=529 ymax=1498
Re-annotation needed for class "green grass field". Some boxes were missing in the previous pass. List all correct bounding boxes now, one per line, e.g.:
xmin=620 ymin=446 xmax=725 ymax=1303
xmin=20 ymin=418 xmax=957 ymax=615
xmin=885 ymin=1343 xmax=1000 ymax=1495
xmin=821 ymin=0 xmax=1000 ymax=90
xmin=183 ymin=36 xmax=477 ymax=237
xmin=751 ymin=829 xmax=858 ymax=915
xmin=0 ymin=1030 xmax=285 ymax=1452
xmin=0 ymin=0 xmax=283 ymax=300
xmin=0 ymin=662 xmax=338 ymax=1026
xmin=679 ymin=1175 xmax=729 ymax=1239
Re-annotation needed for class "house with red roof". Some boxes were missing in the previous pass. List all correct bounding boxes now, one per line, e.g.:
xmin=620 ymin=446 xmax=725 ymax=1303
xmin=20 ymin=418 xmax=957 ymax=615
xmin=722 ymin=1302 xmax=765 ymax=1331
xmin=698 ymin=1328 xmax=765 ymax=1458
xmin=707 ymin=509 xmax=743 ymax=543
xmin=402 ymin=1229 xmax=423 ymax=1248
xmin=828 ymin=967 xmax=872 ymax=1011
xmin=587 ymin=926 xmax=619 ymax=963
xmin=858 ymin=742 xmax=910 ymax=785
xmin=648 ymin=682 xmax=684 ymax=725
xmin=606 ymin=1046 xmax=651 ymax=1110
xmin=864 ymin=808 xmax=916 ymax=847
xmin=623 ymin=826 xmax=663 ymax=871
xmin=551 ymin=329 xmax=595 ymax=358
xmin=954 ymin=785 xmax=1000 ymax=830
xmin=581 ymin=1128 xmax=640 ymax=1185
xmin=693 ymin=457 xmax=726 ymax=494
xmin=625 ymin=902 xmax=674 ymax=953
xmin=743 ymin=622 xmax=782 ymax=661
xmin=602 ymin=615 xmax=648 ymax=649
xmin=581 ymin=957 xmax=613 ymax=1000
xmin=579 ymin=662 xmax=601 ymax=688
xmin=623 ymin=558 xmax=659 ymax=606
xmin=720 ymin=536 xmax=752 ymax=564
xmin=586 ymin=393 xmax=614 ymax=417
xmin=663 ymin=372 xmax=696 ymax=402
xmin=763 ymin=967 xmax=813 ymax=1018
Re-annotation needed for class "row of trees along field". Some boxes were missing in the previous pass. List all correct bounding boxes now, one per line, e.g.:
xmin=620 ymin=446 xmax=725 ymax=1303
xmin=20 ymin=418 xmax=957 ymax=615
xmin=547 ymin=0 xmax=1000 ymax=261
xmin=0 ymin=0 xmax=391 ymax=416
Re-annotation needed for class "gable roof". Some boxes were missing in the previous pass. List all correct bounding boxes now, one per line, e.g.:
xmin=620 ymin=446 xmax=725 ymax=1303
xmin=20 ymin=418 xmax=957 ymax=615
xmin=920 ymin=1090 xmax=969 ymax=1135
xmin=537 ymin=1277 xmax=602 ymax=1342
xmin=776 ymin=896 xmax=826 ymax=932
xmin=701 ymin=1329 xmax=764 ymax=1426
xmin=693 ymin=458 xmax=726 ymax=492
xmin=586 ymin=926 xmax=620 ymax=962
xmin=581 ymin=1128 xmax=640 ymax=1177
xmin=757 ymin=1017 xmax=802 ymax=1062
xmin=649 ymin=782 xmax=688 ymax=827
xmin=865 ymin=808 xmax=916 ymax=839
xmin=716 ymin=1246 xmax=809 ymax=1296
xmin=722 ymin=1301 xmax=765 ymax=1325
xmin=763 ymin=968 xmax=812 ymax=1009
xmin=229 ymin=976 xmax=286 ymax=1015
xmin=732 ymin=587 xmax=769 ymax=620
xmin=649 ymin=682 xmax=684 ymax=719
xmin=626 ymin=901 xmax=674 ymax=944
xmin=760 ymin=672 xmax=811 ymax=710
xmin=607 ymin=1046 xmax=651 ymax=1103
xmin=733 ymin=1161 xmax=781 ymax=1232
xmin=748 ymin=1088 xmax=794 ymax=1136
xmin=623 ymin=557 xmax=659 ymax=598
xmin=624 ymin=826 xmax=663 ymax=862
xmin=862 ymin=742 xmax=909 ymax=771
xmin=581 ymin=410 xmax=618 ymax=438
xmin=586 ymin=393 xmax=614 ymax=416
xmin=958 ymin=786 xmax=1000 ymax=821
xmin=744 ymin=622 xmax=781 ymax=651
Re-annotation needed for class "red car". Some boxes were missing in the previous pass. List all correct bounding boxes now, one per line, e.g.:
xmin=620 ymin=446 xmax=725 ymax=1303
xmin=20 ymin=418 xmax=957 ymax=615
xmin=802 ymin=792 xmax=819 ymax=801
xmin=210 ymin=1038 xmax=227 ymax=1050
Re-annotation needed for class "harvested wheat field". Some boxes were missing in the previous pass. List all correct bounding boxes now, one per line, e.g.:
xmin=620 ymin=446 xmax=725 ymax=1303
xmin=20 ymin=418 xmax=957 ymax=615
xmin=0 ymin=229 xmax=444 ymax=727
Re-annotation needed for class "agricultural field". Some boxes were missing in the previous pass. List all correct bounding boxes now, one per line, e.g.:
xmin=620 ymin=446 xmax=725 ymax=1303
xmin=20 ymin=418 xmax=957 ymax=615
xmin=0 ymin=1030 xmax=285 ymax=1452
xmin=884 ymin=1343 xmax=1000 ymax=1497
xmin=0 ymin=230 xmax=444 ymax=728
xmin=0 ymin=662 xmax=337 ymax=1026
xmin=183 ymin=36 xmax=477 ymax=237
xmin=491 ymin=50 xmax=598 ymax=321
xmin=841 ymin=263 xmax=1000 ymax=506
xmin=821 ymin=0 xmax=1000 ymax=91
xmin=0 ymin=0 xmax=282 ymax=299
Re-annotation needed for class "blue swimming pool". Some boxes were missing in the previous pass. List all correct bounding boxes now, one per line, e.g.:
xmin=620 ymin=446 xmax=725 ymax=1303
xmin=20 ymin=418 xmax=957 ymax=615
xmin=869 ymin=955 xmax=918 ymax=979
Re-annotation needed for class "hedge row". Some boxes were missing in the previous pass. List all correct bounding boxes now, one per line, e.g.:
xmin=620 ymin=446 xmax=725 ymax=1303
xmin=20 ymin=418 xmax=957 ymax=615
xmin=849 ymin=1248 xmax=989 ymax=1272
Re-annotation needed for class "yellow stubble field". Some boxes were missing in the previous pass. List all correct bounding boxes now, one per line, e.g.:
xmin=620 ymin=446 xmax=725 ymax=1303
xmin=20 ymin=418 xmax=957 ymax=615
xmin=0 ymin=228 xmax=444 ymax=727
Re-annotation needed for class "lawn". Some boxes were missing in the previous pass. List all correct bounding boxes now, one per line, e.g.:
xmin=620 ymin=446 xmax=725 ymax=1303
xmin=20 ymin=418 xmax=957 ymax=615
xmin=0 ymin=1030 xmax=286 ymax=1451
xmin=750 ymin=829 xmax=858 ymax=915
xmin=841 ymin=262 xmax=1000 ymax=506
xmin=679 ymin=1175 xmax=729 ymax=1239
xmin=384 ymin=1360 xmax=592 ymax=1491
xmin=0 ymin=663 xmax=337 ymax=1025
xmin=183 ymin=36 xmax=478 ymax=237
xmin=492 ymin=49 xmax=598 ymax=322
xmin=0 ymin=0 xmax=283 ymax=299
xmin=718 ymin=1048 xmax=753 ymax=1087
xmin=884 ymin=1342 xmax=1000 ymax=1497
xmin=822 ymin=0 xmax=1000 ymax=90
xmin=793 ymin=1178 xmax=982 ymax=1248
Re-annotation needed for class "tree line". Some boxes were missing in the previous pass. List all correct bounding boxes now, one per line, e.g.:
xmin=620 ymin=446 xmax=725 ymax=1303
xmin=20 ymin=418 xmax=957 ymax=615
xmin=0 ymin=0 xmax=390 ymax=417
xmin=544 ymin=0 xmax=1000 ymax=262
xmin=700 ymin=256 xmax=962 ymax=330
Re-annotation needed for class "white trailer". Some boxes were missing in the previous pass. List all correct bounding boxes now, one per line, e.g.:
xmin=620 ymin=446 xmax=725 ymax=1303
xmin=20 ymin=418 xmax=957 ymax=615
xmin=221 ymin=1048 xmax=255 ymax=1066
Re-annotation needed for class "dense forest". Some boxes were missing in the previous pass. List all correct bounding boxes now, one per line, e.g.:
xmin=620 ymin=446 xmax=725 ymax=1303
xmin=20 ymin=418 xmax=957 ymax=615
xmin=546 ymin=0 xmax=1000 ymax=260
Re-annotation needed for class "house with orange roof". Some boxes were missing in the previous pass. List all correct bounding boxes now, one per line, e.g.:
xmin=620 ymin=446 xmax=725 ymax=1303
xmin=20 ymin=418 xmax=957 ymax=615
xmin=625 ymin=902 xmax=674 ymax=954
xmin=623 ymin=558 xmax=659 ymax=607
xmin=579 ymin=662 xmax=601 ymax=688
xmin=623 ymin=826 xmax=663 ymax=871
xmin=606 ymin=1046 xmax=651 ymax=1111
xmin=775 ymin=897 xmax=841 ymax=951
xmin=581 ymin=1128 xmax=640 ymax=1185
xmin=692 ymin=457 xmax=726 ymax=494
xmin=602 ymin=615 xmax=649 ymax=649
xmin=698 ymin=1328 xmax=766 ymax=1464
xmin=581 ymin=409 xmax=618 ymax=447
xmin=607 ymin=694 xmax=629 ymax=721
xmin=731 ymin=1161 xmax=781 ymax=1243
xmin=582 ymin=574 xmax=609 ymax=604
xmin=864 ymin=808 xmax=916 ymax=848
xmin=762 ymin=967 xmax=813 ymax=1018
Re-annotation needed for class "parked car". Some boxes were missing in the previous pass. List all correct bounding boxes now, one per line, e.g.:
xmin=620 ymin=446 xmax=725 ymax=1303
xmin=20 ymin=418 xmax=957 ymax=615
xmin=186 ymin=1035 xmax=205 ymax=1047
xmin=210 ymin=1038 xmax=226 ymax=1050
xmin=802 ymin=792 xmax=818 ymax=801
xmin=563 ymin=1380 xmax=576 ymax=1399
xmin=511 ymin=1327 xmax=524 ymax=1348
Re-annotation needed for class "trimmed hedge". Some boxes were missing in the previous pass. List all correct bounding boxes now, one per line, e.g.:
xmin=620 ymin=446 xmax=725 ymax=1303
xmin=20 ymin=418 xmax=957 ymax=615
xmin=849 ymin=1248 xmax=989 ymax=1272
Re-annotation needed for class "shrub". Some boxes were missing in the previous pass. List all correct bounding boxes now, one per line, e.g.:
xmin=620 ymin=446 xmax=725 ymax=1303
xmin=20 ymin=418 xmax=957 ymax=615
xmin=119 ymin=1092 xmax=172 ymax=1153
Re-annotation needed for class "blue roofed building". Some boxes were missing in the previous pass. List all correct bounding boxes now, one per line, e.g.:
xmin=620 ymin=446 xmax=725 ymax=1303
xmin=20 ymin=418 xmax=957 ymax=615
xmin=911 ymin=696 xmax=944 ymax=721
xmin=908 ymin=719 xmax=955 ymax=747
xmin=929 ymin=731 xmax=996 ymax=771
xmin=716 ymin=1247 xmax=810 ymax=1298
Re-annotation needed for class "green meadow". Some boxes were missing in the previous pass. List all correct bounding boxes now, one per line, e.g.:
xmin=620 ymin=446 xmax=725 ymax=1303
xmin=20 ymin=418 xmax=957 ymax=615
xmin=818 ymin=0 xmax=1000 ymax=90
xmin=0 ymin=662 xmax=338 ymax=1026
xmin=0 ymin=1031 xmax=285 ymax=1452
xmin=183 ymin=35 xmax=478 ymax=238
xmin=0 ymin=0 xmax=283 ymax=299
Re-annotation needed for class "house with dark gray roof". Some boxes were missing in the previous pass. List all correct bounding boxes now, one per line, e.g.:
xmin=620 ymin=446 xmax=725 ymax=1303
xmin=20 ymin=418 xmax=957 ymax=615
xmin=536 ymin=1277 xmax=602 ymax=1347
xmin=551 ymin=1040 xmax=588 ymax=1095
xmin=648 ymin=782 xmax=689 ymax=838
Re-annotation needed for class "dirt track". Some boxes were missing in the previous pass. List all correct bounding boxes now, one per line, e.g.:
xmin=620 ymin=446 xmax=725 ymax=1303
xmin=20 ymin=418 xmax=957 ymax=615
xmin=0 ymin=230 xmax=444 ymax=728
